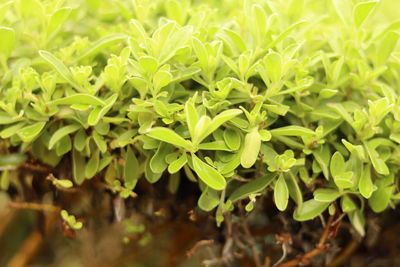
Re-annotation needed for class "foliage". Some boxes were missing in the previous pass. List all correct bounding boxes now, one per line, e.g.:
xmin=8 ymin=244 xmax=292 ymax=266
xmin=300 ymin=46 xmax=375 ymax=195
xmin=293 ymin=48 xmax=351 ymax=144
xmin=0 ymin=0 xmax=400 ymax=237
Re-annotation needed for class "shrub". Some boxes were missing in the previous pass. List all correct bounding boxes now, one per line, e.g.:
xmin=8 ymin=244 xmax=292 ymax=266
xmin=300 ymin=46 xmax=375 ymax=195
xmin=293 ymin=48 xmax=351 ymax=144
xmin=1 ymin=0 xmax=400 ymax=264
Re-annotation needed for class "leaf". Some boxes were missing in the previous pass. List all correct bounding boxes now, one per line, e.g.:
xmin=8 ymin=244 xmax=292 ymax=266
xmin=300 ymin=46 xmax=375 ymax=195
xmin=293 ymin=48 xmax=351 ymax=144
xmin=185 ymin=98 xmax=199 ymax=140
xmin=348 ymin=210 xmax=365 ymax=236
xmin=363 ymin=141 xmax=389 ymax=175
xmin=223 ymin=128 xmax=241 ymax=151
xmin=341 ymin=195 xmax=357 ymax=213
xmin=72 ymin=148 xmax=86 ymax=185
xmin=17 ymin=122 xmax=46 ymax=142
xmin=0 ymin=27 xmax=16 ymax=58
xmin=263 ymin=51 xmax=282 ymax=84
xmin=359 ymin=164 xmax=374 ymax=198
xmin=293 ymin=199 xmax=330 ymax=221
xmin=168 ymin=153 xmax=187 ymax=174
xmin=39 ymin=50 xmax=81 ymax=89
xmin=191 ymin=153 xmax=226 ymax=190
xmin=124 ymin=146 xmax=139 ymax=186
xmin=49 ymin=124 xmax=80 ymax=149
xmin=198 ymin=187 xmax=220 ymax=211
xmin=150 ymin=142 xmax=170 ymax=173
xmin=313 ymin=145 xmax=331 ymax=179
xmin=75 ymin=34 xmax=127 ymax=63
xmin=241 ymin=127 xmax=261 ymax=168
xmin=153 ymin=70 xmax=172 ymax=92
xmin=88 ymin=94 xmax=118 ymax=125
xmin=313 ymin=188 xmax=341 ymax=202
xmin=229 ymin=173 xmax=276 ymax=202
xmin=73 ymin=129 xmax=87 ymax=152
xmin=330 ymin=152 xmax=345 ymax=178
xmin=274 ymin=174 xmax=289 ymax=211
xmin=270 ymin=126 xmax=315 ymax=136
xmin=198 ymin=141 xmax=232 ymax=151
xmin=85 ymin=149 xmax=100 ymax=179
xmin=369 ymin=180 xmax=394 ymax=213
xmin=353 ymin=0 xmax=378 ymax=27
xmin=50 ymin=93 xmax=105 ymax=106
xmin=146 ymin=127 xmax=193 ymax=151
xmin=197 ymin=109 xmax=243 ymax=143
xmin=47 ymin=7 xmax=72 ymax=36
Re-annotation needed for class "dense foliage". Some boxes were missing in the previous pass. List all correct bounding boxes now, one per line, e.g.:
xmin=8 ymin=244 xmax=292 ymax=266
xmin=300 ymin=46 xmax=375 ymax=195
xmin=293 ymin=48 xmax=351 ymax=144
xmin=1 ymin=0 xmax=400 ymax=238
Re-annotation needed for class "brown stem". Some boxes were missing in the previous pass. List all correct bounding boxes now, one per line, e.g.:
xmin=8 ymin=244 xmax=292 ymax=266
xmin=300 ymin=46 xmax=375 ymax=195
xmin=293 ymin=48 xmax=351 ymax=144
xmin=8 ymin=202 xmax=61 ymax=213
xmin=278 ymin=216 xmax=334 ymax=267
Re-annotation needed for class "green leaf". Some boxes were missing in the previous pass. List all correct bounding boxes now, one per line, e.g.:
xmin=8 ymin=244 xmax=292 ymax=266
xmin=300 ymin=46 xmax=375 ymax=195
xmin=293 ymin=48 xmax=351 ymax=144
xmin=274 ymin=174 xmax=289 ymax=211
xmin=146 ymin=127 xmax=193 ymax=151
xmin=353 ymin=0 xmax=378 ymax=27
xmin=50 ymin=93 xmax=105 ymax=106
xmin=150 ymin=142 xmax=170 ymax=173
xmin=191 ymin=153 xmax=226 ymax=191
xmin=263 ymin=51 xmax=282 ymax=84
xmin=72 ymin=148 xmax=85 ymax=185
xmin=47 ymin=7 xmax=72 ymax=36
xmin=185 ymin=98 xmax=199 ymax=140
xmin=198 ymin=141 xmax=232 ymax=151
xmin=369 ymin=180 xmax=394 ymax=213
xmin=197 ymin=109 xmax=243 ymax=144
xmin=341 ymin=195 xmax=357 ymax=213
xmin=168 ymin=153 xmax=187 ymax=174
xmin=0 ymin=27 xmax=16 ymax=58
xmin=270 ymin=126 xmax=315 ymax=136
xmin=223 ymin=128 xmax=241 ymax=151
xmin=330 ymin=152 xmax=345 ymax=178
xmin=124 ymin=147 xmax=139 ymax=187
xmin=88 ymin=94 xmax=118 ymax=125
xmin=49 ymin=124 xmax=80 ymax=149
xmin=359 ymin=164 xmax=374 ymax=198
xmin=76 ymin=34 xmax=127 ymax=63
xmin=348 ymin=209 xmax=365 ymax=236
xmin=85 ymin=149 xmax=100 ymax=179
xmin=229 ymin=173 xmax=276 ymax=202
xmin=241 ymin=127 xmax=261 ymax=168
xmin=39 ymin=50 xmax=81 ymax=89
xmin=17 ymin=122 xmax=46 ymax=142
xmin=313 ymin=188 xmax=341 ymax=202
xmin=198 ymin=187 xmax=220 ymax=211
xmin=363 ymin=141 xmax=389 ymax=175
xmin=153 ymin=70 xmax=172 ymax=92
xmin=293 ymin=199 xmax=330 ymax=221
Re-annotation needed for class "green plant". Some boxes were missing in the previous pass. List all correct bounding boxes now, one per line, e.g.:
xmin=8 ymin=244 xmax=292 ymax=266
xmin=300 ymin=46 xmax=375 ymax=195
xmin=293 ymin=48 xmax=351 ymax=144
xmin=1 ymin=0 xmax=400 ymax=241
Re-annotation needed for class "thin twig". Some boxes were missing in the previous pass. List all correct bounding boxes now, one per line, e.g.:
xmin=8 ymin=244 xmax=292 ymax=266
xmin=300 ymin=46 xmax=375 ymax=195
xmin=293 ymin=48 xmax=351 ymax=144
xmin=8 ymin=202 xmax=61 ymax=213
xmin=186 ymin=239 xmax=214 ymax=258
xmin=278 ymin=216 xmax=334 ymax=267
xmin=240 ymin=206 xmax=262 ymax=267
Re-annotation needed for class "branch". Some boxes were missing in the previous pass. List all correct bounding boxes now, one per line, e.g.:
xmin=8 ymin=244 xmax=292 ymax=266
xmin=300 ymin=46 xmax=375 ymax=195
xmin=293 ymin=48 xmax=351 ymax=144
xmin=278 ymin=216 xmax=334 ymax=267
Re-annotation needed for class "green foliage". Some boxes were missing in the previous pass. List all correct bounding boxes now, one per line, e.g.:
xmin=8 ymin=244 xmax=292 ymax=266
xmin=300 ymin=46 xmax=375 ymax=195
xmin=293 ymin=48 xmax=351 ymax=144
xmin=1 ymin=0 xmax=400 ymax=237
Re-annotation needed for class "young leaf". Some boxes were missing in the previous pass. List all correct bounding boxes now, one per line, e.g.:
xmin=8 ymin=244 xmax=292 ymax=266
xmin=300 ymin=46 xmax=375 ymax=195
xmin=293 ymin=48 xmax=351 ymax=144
xmin=191 ymin=153 xmax=226 ymax=191
xmin=17 ymin=122 xmax=46 ymax=142
xmin=229 ymin=173 xmax=276 ymax=202
xmin=168 ymin=153 xmax=187 ymax=174
xmin=274 ymin=174 xmax=289 ymax=211
xmin=0 ymin=27 xmax=16 ymax=58
xmin=293 ymin=199 xmax=330 ymax=221
xmin=313 ymin=188 xmax=341 ymax=202
xmin=39 ymin=50 xmax=81 ymax=89
xmin=241 ymin=127 xmax=261 ymax=168
xmin=49 ymin=124 xmax=81 ymax=149
xmin=124 ymin=147 xmax=139 ymax=186
xmin=270 ymin=126 xmax=315 ymax=136
xmin=359 ymin=164 xmax=374 ymax=198
xmin=353 ymin=0 xmax=378 ymax=27
xmin=198 ymin=187 xmax=220 ymax=211
xmin=330 ymin=152 xmax=345 ymax=178
xmin=50 ymin=94 xmax=105 ymax=106
xmin=146 ymin=127 xmax=193 ymax=151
